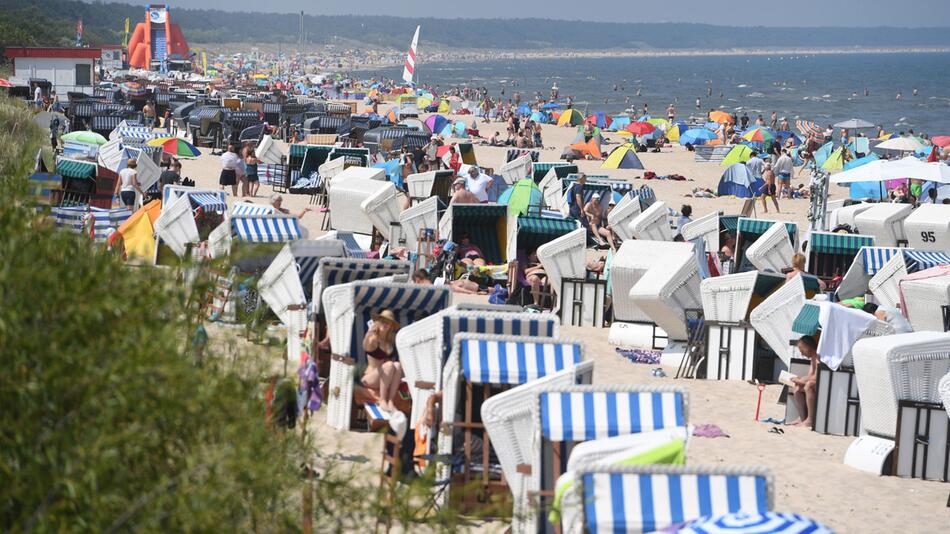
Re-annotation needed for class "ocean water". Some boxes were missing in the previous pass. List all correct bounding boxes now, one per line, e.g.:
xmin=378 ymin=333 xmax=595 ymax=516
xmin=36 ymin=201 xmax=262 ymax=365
xmin=368 ymin=52 xmax=950 ymax=135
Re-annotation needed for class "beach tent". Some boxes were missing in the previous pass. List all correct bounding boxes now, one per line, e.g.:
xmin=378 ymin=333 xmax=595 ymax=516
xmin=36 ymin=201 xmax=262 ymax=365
xmin=529 ymin=111 xmax=547 ymax=123
xmin=113 ymin=199 xmax=162 ymax=259
xmin=813 ymin=141 xmax=834 ymax=168
xmin=666 ymin=122 xmax=687 ymax=143
xmin=647 ymin=118 xmax=670 ymax=130
xmin=517 ymin=104 xmax=531 ymax=115
xmin=602 ymin=143 xmax=644 ymax=169
xmin=721 ymin=144 xmax=754 ymax=167
xmin=586 ymin=112 xmax=612 ymax=129
xmin=610 ymin=115 xmax=631 ymax=131
xmin=557 ymin=109 xmax=585 ymax=127
xmin=437 ymin=100 xmax=450 ymax=113
xmin=498 ymin=178 xmax=543 ymax=216
xmin=680 ymin=128 xmax=716 ymax=146
xmin=822 ymin=147 xmax=848 ymax=171
xmin=424 ymin=114 xmax=449 ymax=134
xmin=569 ymin=138 xmax=602 ymax=159
xmin=718 ymin=164 xmax=764 ymax=198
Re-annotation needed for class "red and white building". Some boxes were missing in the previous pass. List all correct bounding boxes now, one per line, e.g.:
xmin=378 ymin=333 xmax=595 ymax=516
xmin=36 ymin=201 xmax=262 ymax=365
xmin=4 ymin=47 xmax=101 ymax=97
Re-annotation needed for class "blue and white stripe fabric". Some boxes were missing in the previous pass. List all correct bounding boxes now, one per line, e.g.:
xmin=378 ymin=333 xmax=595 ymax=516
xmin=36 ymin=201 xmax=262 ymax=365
xmin=364 ymin=403 xmax=390 ymax=421
xmin=51 ymin=206 xmax=132 ymax=242
xmin=231 ymin=202 xmax=274 ymax=216
xmin=903 ymin=249 xmax=950 ymax=272
xmin=540 ymin=390 xmax=686 ymax=441
xmin=112 ymin=127 xmax=156 ymax=142
xmin=861 ymin=247 xmax=903 ymax=275
xmin=317 ymin=258 xmax=412 ymax=289
xmin=189 ymin=192 xmax=227 ymax=213
xmin=441 ymin=313 xmax=559 ymax=358
xmin=349 ymin=283 xmax=452 ymax=358
xmin=678 ymin=512 xmax=833 ymax=534
xmin=232 ymin=215 xmax=302 ymax=243
xmin=459 ymin=338 xmax=582 ymax=385
xmin=580 ymin=468 xmax=770 ymax=534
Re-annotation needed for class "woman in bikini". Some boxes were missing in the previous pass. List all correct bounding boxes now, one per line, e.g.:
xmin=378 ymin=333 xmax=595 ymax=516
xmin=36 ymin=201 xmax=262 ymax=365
xmin=361 ymin=309 xmax=403 ymax=412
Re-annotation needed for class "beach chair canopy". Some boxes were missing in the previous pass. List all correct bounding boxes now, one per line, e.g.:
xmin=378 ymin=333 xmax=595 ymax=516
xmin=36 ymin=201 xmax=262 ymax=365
xmin=312 ymin=257 xmax=412 ymax=311
xmin=516 ymin=215 xmax=578 ymax=252
xmin=51 ymin=206 xmax=131 ymax=242
xmin=231 ymin=202 xmax=275 ymax=216
xmin=539 ymin=389 xmax=687 ymax=442
xmin=231 ymin=214 xmax=301 ymax=243
xmin=809 ymin=232 xmax=874 ymax=258
xmin=458 ymin=335 xmax=583 ymax=385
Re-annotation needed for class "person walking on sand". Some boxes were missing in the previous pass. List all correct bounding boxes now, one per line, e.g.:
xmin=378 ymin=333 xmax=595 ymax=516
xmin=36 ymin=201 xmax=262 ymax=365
xmin=759 ymin=163 xmax=780 ymax=213
xmin=667 ymin=103 xmax=675 ymax=121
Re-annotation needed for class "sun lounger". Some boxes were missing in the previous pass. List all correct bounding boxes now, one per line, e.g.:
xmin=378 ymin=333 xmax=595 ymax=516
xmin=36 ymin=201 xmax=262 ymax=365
xmin=629 ymin=242 xmax=702 ymax=341
xmin=397 ymin=308 xmax=560 ymax=428
xmin=436 ymin=333 xmax=587 ymax=508
xmin=629 ymin=201 xmax=673 ymax=241
xmin=744 ymin=221 xmax=795 ymax=273
xmin=398 ymin=196 xmax=439 ymax=250
xmin=868 ymin=249 xmax=950 ymax=307
xmin=902 ymin=203 xmax=950 ymax=251
xmin=481 ymin=362 xmax=595 ymax=534
xmin=900 ymin=270 xmax=950 ymax=332
xmin=323 ymin=281 xmax=451 ymax=430
xmin=311 ymin=257 xmax=412 ymax=314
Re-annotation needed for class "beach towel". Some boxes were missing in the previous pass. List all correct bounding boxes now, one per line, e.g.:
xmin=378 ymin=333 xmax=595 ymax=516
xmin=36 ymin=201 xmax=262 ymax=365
xmin=616 ymin=347 xmax=661 ymax=364
xmin=816 ymin=301 xmax=875 ymax=371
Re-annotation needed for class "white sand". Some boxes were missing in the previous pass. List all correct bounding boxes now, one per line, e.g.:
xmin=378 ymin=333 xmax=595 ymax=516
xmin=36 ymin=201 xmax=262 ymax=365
xmin=186 ymin=117 xmax=949 ymax=532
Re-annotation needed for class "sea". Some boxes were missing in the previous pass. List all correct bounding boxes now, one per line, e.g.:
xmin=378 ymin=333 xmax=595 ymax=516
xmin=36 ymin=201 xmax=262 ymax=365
xmin=367 ymin=52 xmax=950 ymax=135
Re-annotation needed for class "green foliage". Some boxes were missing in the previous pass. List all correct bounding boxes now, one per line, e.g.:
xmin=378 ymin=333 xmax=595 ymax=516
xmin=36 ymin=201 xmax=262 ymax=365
xmin=2 ymin=0 xmax=949 ymax=52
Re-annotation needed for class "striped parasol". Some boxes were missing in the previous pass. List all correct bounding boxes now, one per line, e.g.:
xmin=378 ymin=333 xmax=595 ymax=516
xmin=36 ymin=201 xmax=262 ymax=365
xmin=678 ymin=512 xmax=834 ymax=533
xmin=147 ymin=137 xmax=202 ymax=157
xmin=795 ymin=120 xmax=822 ymax=137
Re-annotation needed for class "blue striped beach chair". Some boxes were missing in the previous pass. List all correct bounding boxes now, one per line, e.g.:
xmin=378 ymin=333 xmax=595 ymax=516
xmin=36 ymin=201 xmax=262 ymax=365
xmin=560 ymin=464 xmax=773 ymax=534
xmin=869 ymin=248 xmax=950 ymax=307
xmin=231 ymin=214 xmax=302 ymax=243
xmin=397 ymin=308 xmax=560 ymax=429
xmin=311 ymin=257 xmax=413 ymax=313
xmin=531 ymin=385 xmax=689 ymax=534
xmin=51 ymin=205 xmax=132 ymax=242
xmin=436 ymin=333 xmax=586 ymax=509
xmin=323 ymin=281 xmax=452 ymax=430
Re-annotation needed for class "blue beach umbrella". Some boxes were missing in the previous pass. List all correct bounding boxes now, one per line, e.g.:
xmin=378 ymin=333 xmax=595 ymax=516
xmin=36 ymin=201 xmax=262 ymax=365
xmin=679 ymin=512 xmax=834 ymax=534
xmin=541 ymin=102 xmax=561 ymax=110
xmin=680 ymin=128 xmax=717 ymax=146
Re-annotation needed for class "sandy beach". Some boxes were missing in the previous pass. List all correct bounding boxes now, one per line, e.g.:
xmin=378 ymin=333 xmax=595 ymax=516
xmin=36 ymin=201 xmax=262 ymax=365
xmin=183 ymin=117 xmax=949 ymax=533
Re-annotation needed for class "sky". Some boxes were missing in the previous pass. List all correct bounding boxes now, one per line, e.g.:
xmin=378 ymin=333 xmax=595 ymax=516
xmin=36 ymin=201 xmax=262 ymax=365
xmin=156 ymin=0 xmax=950 ymax=27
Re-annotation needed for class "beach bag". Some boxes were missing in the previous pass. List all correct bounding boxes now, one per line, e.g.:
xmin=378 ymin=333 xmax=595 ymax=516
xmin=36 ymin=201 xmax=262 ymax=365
xmin=488 ymin=284 xmax=508 ymax=305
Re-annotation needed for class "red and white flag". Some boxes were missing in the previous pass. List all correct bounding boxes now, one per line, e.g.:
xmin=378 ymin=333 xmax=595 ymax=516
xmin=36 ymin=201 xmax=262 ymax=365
xmin=402 ymin=26 xmax=420 ymax=86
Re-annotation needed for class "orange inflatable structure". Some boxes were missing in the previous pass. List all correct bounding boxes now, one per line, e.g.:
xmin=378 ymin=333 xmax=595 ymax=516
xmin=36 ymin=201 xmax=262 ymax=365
xmin=127 ymin=5 xmax=189 ymax=70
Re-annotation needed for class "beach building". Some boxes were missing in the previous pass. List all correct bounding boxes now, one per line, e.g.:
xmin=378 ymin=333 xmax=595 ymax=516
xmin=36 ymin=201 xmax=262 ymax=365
xmin=4 ymin=46 xmax=101 ymax=98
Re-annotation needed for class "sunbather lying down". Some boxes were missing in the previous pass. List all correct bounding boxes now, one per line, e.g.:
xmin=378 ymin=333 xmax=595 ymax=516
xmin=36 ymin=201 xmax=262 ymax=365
xmin=457 ymin=233 xmax=486 ymax=268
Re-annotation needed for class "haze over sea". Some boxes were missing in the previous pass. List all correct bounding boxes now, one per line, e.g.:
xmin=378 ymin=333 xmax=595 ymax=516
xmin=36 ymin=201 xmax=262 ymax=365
xmin=370 ymin=51 xmax=950 ymax=135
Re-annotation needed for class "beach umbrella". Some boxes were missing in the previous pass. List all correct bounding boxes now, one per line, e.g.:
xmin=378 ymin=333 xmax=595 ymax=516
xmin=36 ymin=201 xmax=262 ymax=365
xmin=721 ymin=144 xmax=754 ymax=166
xmin=625 ymin=121 xmax=656 ymax=135
xmin=831 ymin=156 xmax=950 ymax=184
xmin=529 ymin=111 xmax=547 ymax=123
xmin=453 ymin=121 xmax=468 ymax=137
xmin=62 ymin=130 xmax=108 ymax=145
xmin=497 ymin=178 xmax=542 ymax=216
xmin=834 ymin=118 xmax=875 ymax=130
xmin=931 ymin=136 xmax=950 ymax=147
xmin=708 ymin=110 xmax=734 ymax=124
xmin=0 ymin=78 xmax=14 ymax=88
xmin=877 ymin=136 xmax=925 ymax=152
xmin=795 ymin=119 xmax=823 ymax=137
xmin=602 ymin=143 xmax=644 ymax=169
xmin=647 ymin=118 xmax=670 ymax=130
xmin=541 ymin=102 xmax=562 ymax=110
xmin=666 ymin=122 xmax=688 ymax=143
xmin=718 ymin=163 xmax=764 ymax=198
xmin=775 ymin=130 xmax=801 ymax=146
xmin=878 ymin=132 xmax=898 ymax=140
xmin=678 ymin=512 xmax=834 ymax=534
xmin=147 ymin=137 xmax=202 ymax=158
xmin=557 ymin=109 xmax=585 ymax=127
xmin=120 ymin=81 xmax=146 ymax=97
xmin=680 ymin=128 xmax=717 ymax=146
xmin=517 ymin=104 xmax=531 ymax=115
xmin=424 ymin=114 xmax=449 ymax=135
xmin=742 ymin=127 xmax=775 ymax=144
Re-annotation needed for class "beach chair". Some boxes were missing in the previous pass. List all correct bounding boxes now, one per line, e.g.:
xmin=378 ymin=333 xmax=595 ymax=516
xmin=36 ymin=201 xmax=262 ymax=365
xmin=559 ymin=464 xmax=773 ymax=534
xmin=835 ymin=246 xmax=902 ymax=301
xmin=317 ymin=230 xmax=371 ymax=258
xmin=153 ymin=193 xmax=199 ymax=258
xmin=50 ymin=205 xmax=131 ymax=243
xmin=439 ymin=203 xmax=517 ymax=266
xmin=899 ymin=268 xmax=950 ymax=332
xmin=853 ymin=203 xmax=914 ymax=247
xmin=436 ymin=333 xmax=587 ymax=511
xmin=868 ymin=249 xmax=950 ymax=307
xmin=828 ymin=201 xmax=874 ymax=231
xmin=397 ymin=308 xmax=560 ymax=429
xmin=328 ymin=177 xmax=394 ymax=236
xmin=207 ymin=218 xmax=232 ymax=259
xmin=847 ymin=332 xmax=950 ymax=481
xmin=323 ymin=281 xmax=451 ymax=430
xmin=539 ymin=229 xmax=607 ymax=326
xmin=701 ymin=271 xmax=786 ymax=380
xmin=680 ymin=210 xmax=722 ymax=254
xmin=311 ymin=257 xmax=412 ymax=314
xmin=407 ymin=170 xmax=456 ymax=206
xmin=939 ymin=371 xmax=950 ymax=419
xmin=499 ymin=154 xmax=534 ymax=185
xmin=629 ymin=201 xmax=673 ymax=242
xmin=902 ymin=203 xmax=950 ymax=251
xmin=734 ymin=218 xmax=797 ymax=274
xmin=481 ymin=363 xmax=595 ymax=534
xmin=536 ymin=168 xmax=567 ymax=215
xmin=749 ymin=275 xmax=806 ymax=369
xmin=257 ymin=245 xmax=307 ymax=327
xmin=629 ymin=241 xmax=702 ymax=342
xmin=399 ymin=196 xmax=439 ymax=251
xmin=530 ymin=385 xmax=689 ymax=534
xmin=805 ymin=231 xmax=875 ymax=284
xmin=744 ymin=221 xmax=795 ymax=274
xmin=606 ymin=192 xmax=642 ymax=242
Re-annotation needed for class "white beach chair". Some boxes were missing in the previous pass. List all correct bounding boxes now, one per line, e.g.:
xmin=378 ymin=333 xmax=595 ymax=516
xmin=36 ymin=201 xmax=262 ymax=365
xmin=207 ymin=218 xmax=232 ymax=259
xmin=406 ymin=169 xmax=454 ymax=205
xmin=328 ymin=165 xmax=385 ymax=184
xmin=701 ymin=271 xmax=786 ymax=380
xmin=361 ymin=181 xmax=402 ymax=243
xmin=804 ymin=231 xmax=875 ymax=282
xmin=153 ymin=193 xmax=199 ymax=258
xmin=322 ymin=281 xmax=451 ymax=430
xmin=628 ymin=201 xmax=673 ymax=242
xmin=868 ymin=249 xmax=950 ymax=307
xmin=853 ymin=203 xmax=914 ymax=247
xmin=231 ymin=214 xmax=302 ymax=243
xmin=436 ymin=333 xmax=587 ymax=508
xmin=317 ymin=230 xmax=371 ymax=258
xmin=900 ymin=271 xmax=950 ymax=332
xmin=537 ymin=228 xmax=587 ymax=313
xmin=530 ymin=385 xmax=689 ymax=534
xmin=537 ymin=168 xmax=567 ymax=215
xmin=397 ymin=308 xmax=560 ymax=428
xmin=749 ymin=275 xmax=806 ymax=368
xmin=606 ymin=192 xmax=642 ymax=242
xmin=744 ymin=220 xmax=795 ymax=273
xmin=629 ymin=241 xmax=701 ymax=341
xmin=902 ymin=203 xmax=950 ymax=251
xmin=398 ymin=196 xmax=439 ymax=250
xmin=735 ymin=218 xmax=797 ymax=273
xmin=328 ymin=177 xmax=394 ymax=236
xmin=939 ymin=371 xmax=950 ymax=419
xmin=559 ymin=464 xmax=773 ymax=534
xmin=257 ymin=245 xmax=307 ymax=326
xmin=481 ymin=362 xmax=595 ymax=534
xmin=848 ymin=332 xmax=950 ymax=480
xmin=680 ymin=210 xmax=722 ymax=254
xmin=829 ymin=201 xmax=874 ymax=231
xmin=311 ymin=257 xmax=412 ymax=314
xmin=835 ymin=246 xmax=902 ymax=301
xmin=499 ymin=154 xmax=533 ymax=185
